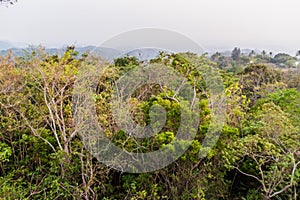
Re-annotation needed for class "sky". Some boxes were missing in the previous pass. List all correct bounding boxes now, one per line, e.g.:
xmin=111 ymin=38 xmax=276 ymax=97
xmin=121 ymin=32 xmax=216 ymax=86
xmin=0 ymin=0 xmax=299 ymax=54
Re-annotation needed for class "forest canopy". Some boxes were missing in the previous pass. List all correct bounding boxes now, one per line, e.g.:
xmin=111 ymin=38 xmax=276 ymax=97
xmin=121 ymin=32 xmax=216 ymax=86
xmin=0 ymin=47 xmax=299 ymax=199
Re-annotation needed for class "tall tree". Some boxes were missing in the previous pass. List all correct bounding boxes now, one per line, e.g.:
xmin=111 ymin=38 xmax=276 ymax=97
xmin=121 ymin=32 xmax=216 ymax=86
xmin=249 ymin=50 xmax=256 ymax=57
xmin=231 ymin=47 xmax=241 ymax=61
xmin=296 ymin=50 xmax=300 ymax=58
xmin=224 ymin=102 xmax=300 ymax=199
xmin=269 ymin=51 xmax=273 ymax=57
xmin=239 ymin=64 xmax=283 ymax=104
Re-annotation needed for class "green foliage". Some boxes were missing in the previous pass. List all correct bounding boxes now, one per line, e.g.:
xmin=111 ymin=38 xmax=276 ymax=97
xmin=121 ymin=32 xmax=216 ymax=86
xmin=259 ymin=88 xmax=300 ymax=125
xmin=231 ymin=47 xmax=241 ymax=61
xmin=223 ymin=101 xmax=300 ymax=199
xmin=238 ymin=64 xmax=283 ymax=104
xmin=0 ymin=48 xmax=299 ymax=199
xmin=0 ymin=142 xmax=12 ymax=162
xmin=272 ymin=53 xmax=297 ymax=67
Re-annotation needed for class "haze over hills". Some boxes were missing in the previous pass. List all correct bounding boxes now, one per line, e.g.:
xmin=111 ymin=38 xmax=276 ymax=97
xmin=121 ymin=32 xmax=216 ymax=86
xmin=0 ymin=41 xmax=122 ymax=61
xmin=0 ymin=40 xmax=297 ymax=61
xmin=0 ymin=40 xmax=166 ymax=61
xmin=0 ymin=40 xmax=28 ymax=50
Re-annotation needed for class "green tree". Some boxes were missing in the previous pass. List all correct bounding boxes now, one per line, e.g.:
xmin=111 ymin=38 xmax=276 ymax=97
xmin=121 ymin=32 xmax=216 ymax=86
xmin=239 ymin=64 xmax=283 ymax=104
xmin=223 ymin=102 xmax=300 ymax=199
xmin=231 ymin=47 xmax=241 ymax=61
xmin=211 ymin=52 xmax=221 ymax=62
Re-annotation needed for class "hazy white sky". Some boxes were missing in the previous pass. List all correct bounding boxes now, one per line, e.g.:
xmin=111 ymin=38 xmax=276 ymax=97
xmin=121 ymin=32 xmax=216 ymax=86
xmin=0 ymin=0 xmax=299 ymax=53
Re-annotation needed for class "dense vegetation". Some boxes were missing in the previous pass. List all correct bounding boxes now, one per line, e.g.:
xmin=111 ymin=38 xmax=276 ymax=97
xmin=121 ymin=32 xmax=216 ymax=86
xmin=0 ymin=47 xmax=299 ymax=199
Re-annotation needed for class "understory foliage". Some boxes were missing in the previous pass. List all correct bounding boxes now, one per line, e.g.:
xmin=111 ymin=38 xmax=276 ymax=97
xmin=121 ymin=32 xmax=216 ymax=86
xmin=0 ymin=48 xmax=299 ymax=199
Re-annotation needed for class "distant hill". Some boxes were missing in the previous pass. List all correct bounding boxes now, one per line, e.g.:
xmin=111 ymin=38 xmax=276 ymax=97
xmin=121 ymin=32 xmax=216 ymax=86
xmin=0 ymin=40 xmax=28 ymax=50
xmin=0 ymin=45 xmax=122 ymax=61
xmin=0 ymin=44 xmax=168 ymax=62
xmin=120 ymin=48 xmax=169 ymax=61
xmin=0 ymin=41 xmax=14 ymax=50
xmin=87 ymin=46 xmax=122 ymax=61
xmin=0 ymin=41 xmax=274 ymax=63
